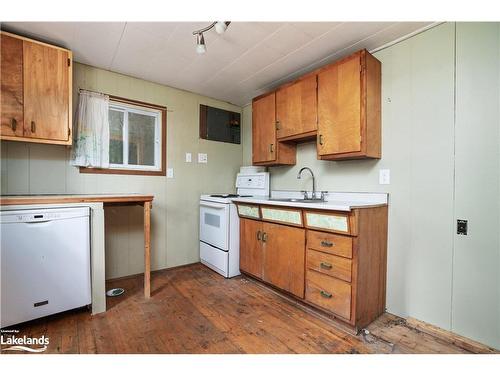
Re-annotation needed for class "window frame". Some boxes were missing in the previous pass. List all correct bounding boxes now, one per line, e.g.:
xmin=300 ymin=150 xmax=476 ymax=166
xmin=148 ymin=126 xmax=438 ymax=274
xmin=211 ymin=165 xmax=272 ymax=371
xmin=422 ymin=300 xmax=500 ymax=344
xmin=80 ymin=95 xmax=167 ymax=176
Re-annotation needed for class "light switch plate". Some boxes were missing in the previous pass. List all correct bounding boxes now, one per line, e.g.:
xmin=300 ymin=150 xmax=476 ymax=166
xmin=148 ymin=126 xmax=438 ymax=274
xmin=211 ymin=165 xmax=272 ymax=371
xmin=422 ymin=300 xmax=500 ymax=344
xmin=167 ymin=168 xmax=174 ymax=178
xmin=379 ymin=169 xmax=390 ymax=185
xmin=185 ymin=153 xmax=192 ymax=163
xmin=198 ymin=153 xmax=208 ymax=163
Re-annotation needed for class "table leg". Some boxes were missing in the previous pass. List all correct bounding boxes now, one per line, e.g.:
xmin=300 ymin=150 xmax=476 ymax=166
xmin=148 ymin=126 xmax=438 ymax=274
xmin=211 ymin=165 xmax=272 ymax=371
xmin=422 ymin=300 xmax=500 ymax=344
xmin=144 ymin=201 xmax=151 ymax=298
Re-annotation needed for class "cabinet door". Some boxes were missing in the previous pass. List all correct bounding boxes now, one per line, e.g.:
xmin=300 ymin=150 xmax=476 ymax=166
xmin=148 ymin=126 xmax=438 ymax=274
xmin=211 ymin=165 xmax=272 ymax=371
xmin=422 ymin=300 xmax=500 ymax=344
xmin=1 ymin=34 xmax=24 ymax=137
xmin=317 ymin=54 xmax=362 ymax=156
xmin=240 ymin=218 xmax=263 ymax=279
xmin=23 ymin=40 xmax=70 ymax=141
xmin=276 ymin=75 xmax=317 ymax=139
xmin=252 ymin=93 xmax=276 ymax=163
xmin=262 ymin=222 xmax=305 ymax=298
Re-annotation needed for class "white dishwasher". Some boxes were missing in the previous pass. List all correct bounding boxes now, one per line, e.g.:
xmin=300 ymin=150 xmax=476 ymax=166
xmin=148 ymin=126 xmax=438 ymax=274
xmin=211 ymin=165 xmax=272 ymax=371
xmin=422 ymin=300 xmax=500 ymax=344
xmin=1 ymin=206 xmax=91 ymax=328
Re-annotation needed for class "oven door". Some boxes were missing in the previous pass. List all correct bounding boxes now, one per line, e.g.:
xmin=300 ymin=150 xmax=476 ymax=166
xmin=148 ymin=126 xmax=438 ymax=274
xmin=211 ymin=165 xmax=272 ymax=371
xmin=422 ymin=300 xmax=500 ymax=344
xmin=199 ymin=200 xmax=229 ymax=250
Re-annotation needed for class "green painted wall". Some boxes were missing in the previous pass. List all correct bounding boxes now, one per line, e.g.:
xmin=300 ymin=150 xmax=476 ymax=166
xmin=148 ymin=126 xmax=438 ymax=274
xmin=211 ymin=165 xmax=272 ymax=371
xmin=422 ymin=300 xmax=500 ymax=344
xmin=1 ymin=63 xmax=243 ymax=279
xmin=241 ymin=22 xmax=499 ymax=348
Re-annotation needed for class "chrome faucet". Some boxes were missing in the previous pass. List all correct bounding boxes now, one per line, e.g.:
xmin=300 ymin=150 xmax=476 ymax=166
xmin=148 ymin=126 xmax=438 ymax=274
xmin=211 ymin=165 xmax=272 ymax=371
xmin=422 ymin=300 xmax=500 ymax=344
xmin=297 ymin=167 xmax=320 ymax=200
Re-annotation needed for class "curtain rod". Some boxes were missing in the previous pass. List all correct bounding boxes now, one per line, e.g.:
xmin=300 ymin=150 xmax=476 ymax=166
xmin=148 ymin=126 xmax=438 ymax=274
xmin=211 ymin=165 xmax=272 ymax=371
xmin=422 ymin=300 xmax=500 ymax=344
xmin=77 ymin=88 xmax=170 ymax=112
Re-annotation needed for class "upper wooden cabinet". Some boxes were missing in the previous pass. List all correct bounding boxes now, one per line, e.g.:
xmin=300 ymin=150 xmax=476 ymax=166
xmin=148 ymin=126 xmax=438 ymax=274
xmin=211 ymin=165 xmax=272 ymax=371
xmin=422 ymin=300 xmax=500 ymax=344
xmin=0 ymin=32 xmax=72 ymax=145
xmin=252 ymin=92 xmax=295 ymax=166
xmin=251 ymin=49 xmax=381 ymax=164
xmin=1 ymin=34 xmax=24 ymax=138
xmin=276 ymin=75 xmax=317 ymax=140
xmin=317 ymin=50 xmax=381 ymax=159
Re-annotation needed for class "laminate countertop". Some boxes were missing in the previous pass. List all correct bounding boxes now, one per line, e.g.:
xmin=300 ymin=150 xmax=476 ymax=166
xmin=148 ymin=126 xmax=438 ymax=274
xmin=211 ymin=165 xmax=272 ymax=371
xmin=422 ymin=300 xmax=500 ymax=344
xmin=231 ymin=192 xmax=388 ymax=212
xmin=0 ymin=193 xmax=154 ymax=206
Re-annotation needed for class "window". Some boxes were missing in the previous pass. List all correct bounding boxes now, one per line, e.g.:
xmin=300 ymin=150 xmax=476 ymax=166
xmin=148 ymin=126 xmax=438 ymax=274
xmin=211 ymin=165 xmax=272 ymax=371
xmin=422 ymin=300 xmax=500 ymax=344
xmin=80 ymin=96 xmax=166 ymax=176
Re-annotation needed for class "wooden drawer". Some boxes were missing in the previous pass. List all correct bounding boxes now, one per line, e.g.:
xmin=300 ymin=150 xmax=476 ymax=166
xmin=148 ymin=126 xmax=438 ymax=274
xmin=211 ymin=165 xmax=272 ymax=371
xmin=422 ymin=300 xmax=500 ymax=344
xmin=307 ymin=230 xmax=352 ymax=259
xmin=261 ymin=206 xmax=303 ymax=227
xmin=236 ymin=204 xmax=261 ymax=219
xmin=307 ymin=249 xmax=352 ymax=282
xmin=304 ymin=210 xmax=351 ymax=234
xmin=306 ymin=270 xmax=351 ymax=320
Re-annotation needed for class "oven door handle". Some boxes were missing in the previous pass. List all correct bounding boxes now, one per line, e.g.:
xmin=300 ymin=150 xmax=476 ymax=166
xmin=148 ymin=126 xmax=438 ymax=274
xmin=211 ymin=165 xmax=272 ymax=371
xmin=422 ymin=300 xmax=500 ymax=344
xmin=200 ymin=202 xmax=226 ymax=209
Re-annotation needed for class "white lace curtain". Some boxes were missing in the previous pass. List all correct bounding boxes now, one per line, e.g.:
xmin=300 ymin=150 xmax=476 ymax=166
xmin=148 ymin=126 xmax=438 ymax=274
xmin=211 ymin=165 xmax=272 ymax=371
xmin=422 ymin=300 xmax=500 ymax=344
xmin=70 ymin=90 xmax=110 ymax=168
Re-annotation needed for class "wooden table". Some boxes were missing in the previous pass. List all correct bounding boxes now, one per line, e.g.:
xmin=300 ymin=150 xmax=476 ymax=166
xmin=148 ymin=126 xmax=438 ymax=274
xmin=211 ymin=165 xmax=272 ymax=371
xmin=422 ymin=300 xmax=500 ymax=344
xmin=0 ymin=194 xmax=154 ymax=299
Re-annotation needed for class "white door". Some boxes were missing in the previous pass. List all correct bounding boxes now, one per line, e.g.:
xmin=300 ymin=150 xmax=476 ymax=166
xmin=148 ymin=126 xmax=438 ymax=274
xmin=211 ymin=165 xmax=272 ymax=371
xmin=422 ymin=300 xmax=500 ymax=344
xmin=199 ymin=200 xmax=229 ymax=250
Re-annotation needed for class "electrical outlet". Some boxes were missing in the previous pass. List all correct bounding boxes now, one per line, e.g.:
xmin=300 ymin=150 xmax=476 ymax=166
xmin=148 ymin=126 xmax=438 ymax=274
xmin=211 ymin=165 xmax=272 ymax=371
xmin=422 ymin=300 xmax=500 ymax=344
xmin=198 ymin=153 xmax=208 ymax=163
xmin=457 ymin=220 xmax=468 ymax=235
xmin=185 ymin=153 xmax=192 ymax=163
xmin=167 ymin=168 xmax=174 ymax=178
xmin=379 ymin=169 xmax=390 ymax=185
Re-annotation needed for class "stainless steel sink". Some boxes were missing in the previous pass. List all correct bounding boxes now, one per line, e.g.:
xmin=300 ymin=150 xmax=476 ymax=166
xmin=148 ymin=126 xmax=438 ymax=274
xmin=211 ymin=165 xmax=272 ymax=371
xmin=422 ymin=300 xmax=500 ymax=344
xmin=268 ymin=198 xmax=325 ymax=204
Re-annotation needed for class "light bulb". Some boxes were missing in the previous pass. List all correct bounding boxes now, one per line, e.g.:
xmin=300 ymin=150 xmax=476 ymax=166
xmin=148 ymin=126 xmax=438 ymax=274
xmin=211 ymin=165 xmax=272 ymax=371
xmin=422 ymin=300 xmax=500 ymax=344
xmin=196 ymin=44 xmax=207 ymax=54
xmin=214 ymin=21 xmax=228 ymax=34
xmin=196 ymin=33 xmax=206 ymax=54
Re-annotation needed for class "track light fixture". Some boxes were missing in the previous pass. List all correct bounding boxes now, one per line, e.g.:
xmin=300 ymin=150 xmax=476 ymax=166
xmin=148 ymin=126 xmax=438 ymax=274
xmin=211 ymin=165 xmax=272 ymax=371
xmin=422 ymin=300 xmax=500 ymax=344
xmin=192 ymin=22 xmax=230 ymax=54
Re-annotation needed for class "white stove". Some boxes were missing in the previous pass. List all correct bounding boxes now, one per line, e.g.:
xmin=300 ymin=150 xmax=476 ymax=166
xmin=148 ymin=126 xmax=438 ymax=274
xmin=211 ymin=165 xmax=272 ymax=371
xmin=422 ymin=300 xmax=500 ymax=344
xmin=199 ymin=170 xmax=269 ymax=278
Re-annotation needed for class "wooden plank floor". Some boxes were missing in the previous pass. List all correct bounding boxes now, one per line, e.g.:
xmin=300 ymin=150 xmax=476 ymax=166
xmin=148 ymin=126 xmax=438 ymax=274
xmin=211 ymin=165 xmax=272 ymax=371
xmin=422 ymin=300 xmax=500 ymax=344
xmin=0 ymin=263 xmax=479 ymax=354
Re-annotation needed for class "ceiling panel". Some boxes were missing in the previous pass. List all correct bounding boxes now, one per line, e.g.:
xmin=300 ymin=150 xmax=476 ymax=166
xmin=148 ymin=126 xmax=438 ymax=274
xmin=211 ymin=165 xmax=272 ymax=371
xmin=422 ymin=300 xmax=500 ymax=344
xmin=1 ymin=21 xmax=435 ymax=106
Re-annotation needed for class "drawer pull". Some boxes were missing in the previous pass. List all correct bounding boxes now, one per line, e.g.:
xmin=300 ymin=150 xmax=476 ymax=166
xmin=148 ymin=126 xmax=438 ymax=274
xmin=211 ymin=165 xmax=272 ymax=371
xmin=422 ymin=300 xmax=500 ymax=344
xmin=262 ymin=232 xmax=268 ymax=243
xmin=320 ymin=290 xmax=332 ymax=299
xmin=320 ymin=262 xmax=332 ymax=270
xmin=321 ymin=240 xmax=334 ymax=247
xmin=11 ymin=118 xmax=17 ymax=131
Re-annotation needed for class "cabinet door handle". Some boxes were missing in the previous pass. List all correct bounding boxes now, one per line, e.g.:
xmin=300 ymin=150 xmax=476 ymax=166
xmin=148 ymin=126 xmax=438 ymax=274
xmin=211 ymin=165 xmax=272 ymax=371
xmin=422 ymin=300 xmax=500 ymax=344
xmin=321 ymin=240 xmax=334 ymax=247
xmin=257 ymin=230 xmax=262 ymax=241
xmin=31 ymin=121 xmax=36 ymax=133
xmin=275 ymin=120 xmax=280 ymax=130
xmin=269 ymin=143 xmax=274 ymax=153
xmin=319 ymin=134 xmax=324 ymax=145
xmin=11 ymin=118 xmax=17 ymax=131
xmin=320 ymin=290 xmax=332 ymax=299
xmin=261 ymin=232 xmax=268 ymax=243
xmin=320 ymin=262 xmax=332 ymax=270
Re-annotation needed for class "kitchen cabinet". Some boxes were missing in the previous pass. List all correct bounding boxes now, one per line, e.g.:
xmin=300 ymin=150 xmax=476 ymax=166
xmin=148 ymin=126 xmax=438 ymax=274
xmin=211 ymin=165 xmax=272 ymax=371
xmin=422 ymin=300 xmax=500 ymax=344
xmin=262 ymin=222 xmax=305 ymax=298
xmin=276 ymin=75 xmax=317 ymax=141
xmin=1 ymin=34 xmax=24 ymax=138
xmin=250 ymin=49 xmax=381 ymax=164
xmin=0 ymin=31 xmax=72 ymax=145
xmin=317 ymin=50 xmax=381 ymax=160
xmin=236 ymin=202 xmax=388 ymax=332
xmin=239 ymin=217 xmax=305 ymax=298
xmin=239 ymin=218 xmax=263 ymax=279
xmin=252 ymin=92 xmax=295 ymax=166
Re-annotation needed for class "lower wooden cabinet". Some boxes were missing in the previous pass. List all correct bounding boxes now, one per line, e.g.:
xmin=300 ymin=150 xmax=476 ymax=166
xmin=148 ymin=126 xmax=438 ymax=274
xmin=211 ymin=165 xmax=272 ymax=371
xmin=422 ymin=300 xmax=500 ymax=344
xmin=262 ymin=222 xmax=305 ymax=298
xmin=240 ymin=218 xmax=263 ymax=279
xmin=239 ymin=218 xmax=305 ymax=298
xmin=305 ymin=269 xmax=352 ymax=320
xmin=237 ymin=203 xmax=388 ymax=332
